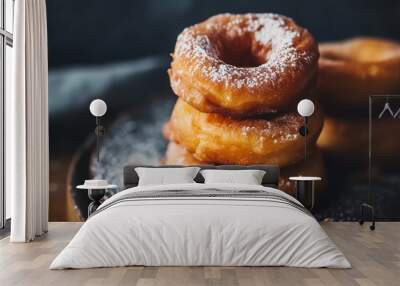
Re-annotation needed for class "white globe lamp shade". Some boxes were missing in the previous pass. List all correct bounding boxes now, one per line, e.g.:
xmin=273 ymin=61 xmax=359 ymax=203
xmin=297 ymin=99 xmax=315 ymax=117
xmin=90 ymin=99 xmax=107 ymax=117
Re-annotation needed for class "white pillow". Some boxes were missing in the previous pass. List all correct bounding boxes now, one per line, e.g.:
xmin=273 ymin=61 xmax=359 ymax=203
xmin=200 ymin=169 xmax=266 ymax=185
xmin=135 ymin=167 xmax=200 ymax=186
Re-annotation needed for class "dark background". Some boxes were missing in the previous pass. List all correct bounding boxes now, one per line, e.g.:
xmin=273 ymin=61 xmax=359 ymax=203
xmin=47 ymin=0 xmax=400 ymax=67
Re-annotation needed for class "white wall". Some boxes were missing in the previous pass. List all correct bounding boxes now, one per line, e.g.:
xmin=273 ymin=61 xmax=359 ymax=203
xmin=5 ymin=43 xmax=12 ymax=219
xmin=4 ymin=0 xmax=14 ymax=220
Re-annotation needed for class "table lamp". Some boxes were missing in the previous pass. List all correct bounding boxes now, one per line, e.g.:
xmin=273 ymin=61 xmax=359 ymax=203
xmin=89 ymin=99 xmax=107 ymax=162
xmin=297 ymin=99 xmax=315 ymax=161
xmin=76 ymin=99 xmax=116 ymax=218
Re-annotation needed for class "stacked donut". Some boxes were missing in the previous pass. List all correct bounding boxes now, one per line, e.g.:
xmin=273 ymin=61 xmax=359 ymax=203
xmin=163 ymin=13 xmax=324 ymax=194
xmin=315 ymin=37 xmax=400 ymax=164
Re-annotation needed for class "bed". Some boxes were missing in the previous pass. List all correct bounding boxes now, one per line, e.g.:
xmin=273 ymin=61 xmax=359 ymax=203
xmin=50 ymin=165 xmax=350 ymax=269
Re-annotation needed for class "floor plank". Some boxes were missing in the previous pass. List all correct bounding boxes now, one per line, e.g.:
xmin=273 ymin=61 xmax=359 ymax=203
xmin=0 ymin=222 xmax=399 ymax=286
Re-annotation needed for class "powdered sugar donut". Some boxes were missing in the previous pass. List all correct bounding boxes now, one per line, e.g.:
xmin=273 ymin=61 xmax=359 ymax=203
xmin=168 ymin=13 xmax=319 ymax=116
xmin=163 ymin=99 xmax=323 ymax=166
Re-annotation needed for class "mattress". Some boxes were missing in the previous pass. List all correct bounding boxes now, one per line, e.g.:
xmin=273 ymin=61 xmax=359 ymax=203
xmin=50 ymin=183 xmax=350 ymax=269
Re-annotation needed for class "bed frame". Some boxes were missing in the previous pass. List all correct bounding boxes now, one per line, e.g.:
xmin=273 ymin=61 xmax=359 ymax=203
xmin=123 ymin=165 xmax=280 ymax=189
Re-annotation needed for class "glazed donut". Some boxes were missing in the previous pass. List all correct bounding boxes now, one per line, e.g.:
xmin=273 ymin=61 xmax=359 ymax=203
xmin=316 ymin=37 xmax=400 ymax=111
xmin=317 ymin=116 xmax=400 ymax=165
xmin=168 ymin=13 xmax=319 ymax=116
xmin=164 ymin=99 xmax=323 ymax=166
xmin=163 ymin=141 xmax=325 ymax=196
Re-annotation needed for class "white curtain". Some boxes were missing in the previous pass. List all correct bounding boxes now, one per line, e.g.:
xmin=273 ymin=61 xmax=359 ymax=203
xmin=7 ymin=0 xmax=49 ymax=242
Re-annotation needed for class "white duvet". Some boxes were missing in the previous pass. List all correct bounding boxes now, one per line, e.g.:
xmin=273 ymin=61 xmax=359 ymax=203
xmin=50 ymin=183 xmax=350 ymax=269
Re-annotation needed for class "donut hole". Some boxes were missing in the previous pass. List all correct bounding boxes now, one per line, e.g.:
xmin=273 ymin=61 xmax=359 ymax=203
xmin=221 ymin=50 xmax=265 ymax=67
xmin=220 ymin=47 xmax=269 ymax=67
xmin=218 ymin=35 xmax=270 ymax=67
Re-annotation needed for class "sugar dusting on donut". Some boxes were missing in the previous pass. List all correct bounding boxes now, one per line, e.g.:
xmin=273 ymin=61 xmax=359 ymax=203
xmin=239 ymin=113 xmax=302 ymax=141
xmin=174 ymin=13 xmax=315 ymax=91
xmin=250 ymin=14 xmax=302 ymax=71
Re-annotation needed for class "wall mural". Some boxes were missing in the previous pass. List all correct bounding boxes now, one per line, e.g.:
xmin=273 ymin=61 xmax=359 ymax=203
xmin=47 ymin=0 xmax=400 ymax=222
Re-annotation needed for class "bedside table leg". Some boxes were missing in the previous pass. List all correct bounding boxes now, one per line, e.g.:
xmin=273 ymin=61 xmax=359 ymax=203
xmin=87 ymin=189 xmax=106 ymax=216
xmin=88 ymin=202 xmax=101 ymax=216
xmin=296 ymin=181 xmax=315 ymax=210
xmin=359 ymin=203 xmax=375 ymax=231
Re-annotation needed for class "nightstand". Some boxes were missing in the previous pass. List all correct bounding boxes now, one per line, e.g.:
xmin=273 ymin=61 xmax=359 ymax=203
xmin=289 ymin=176 xmax=321 ymax=210
xmin=77 ymin=180 xmax=117 ymax=217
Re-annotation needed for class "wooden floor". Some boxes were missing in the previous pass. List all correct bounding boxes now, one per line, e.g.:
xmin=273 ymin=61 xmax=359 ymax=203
xmin=0 ymin=222 xmax=399 ymax=286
